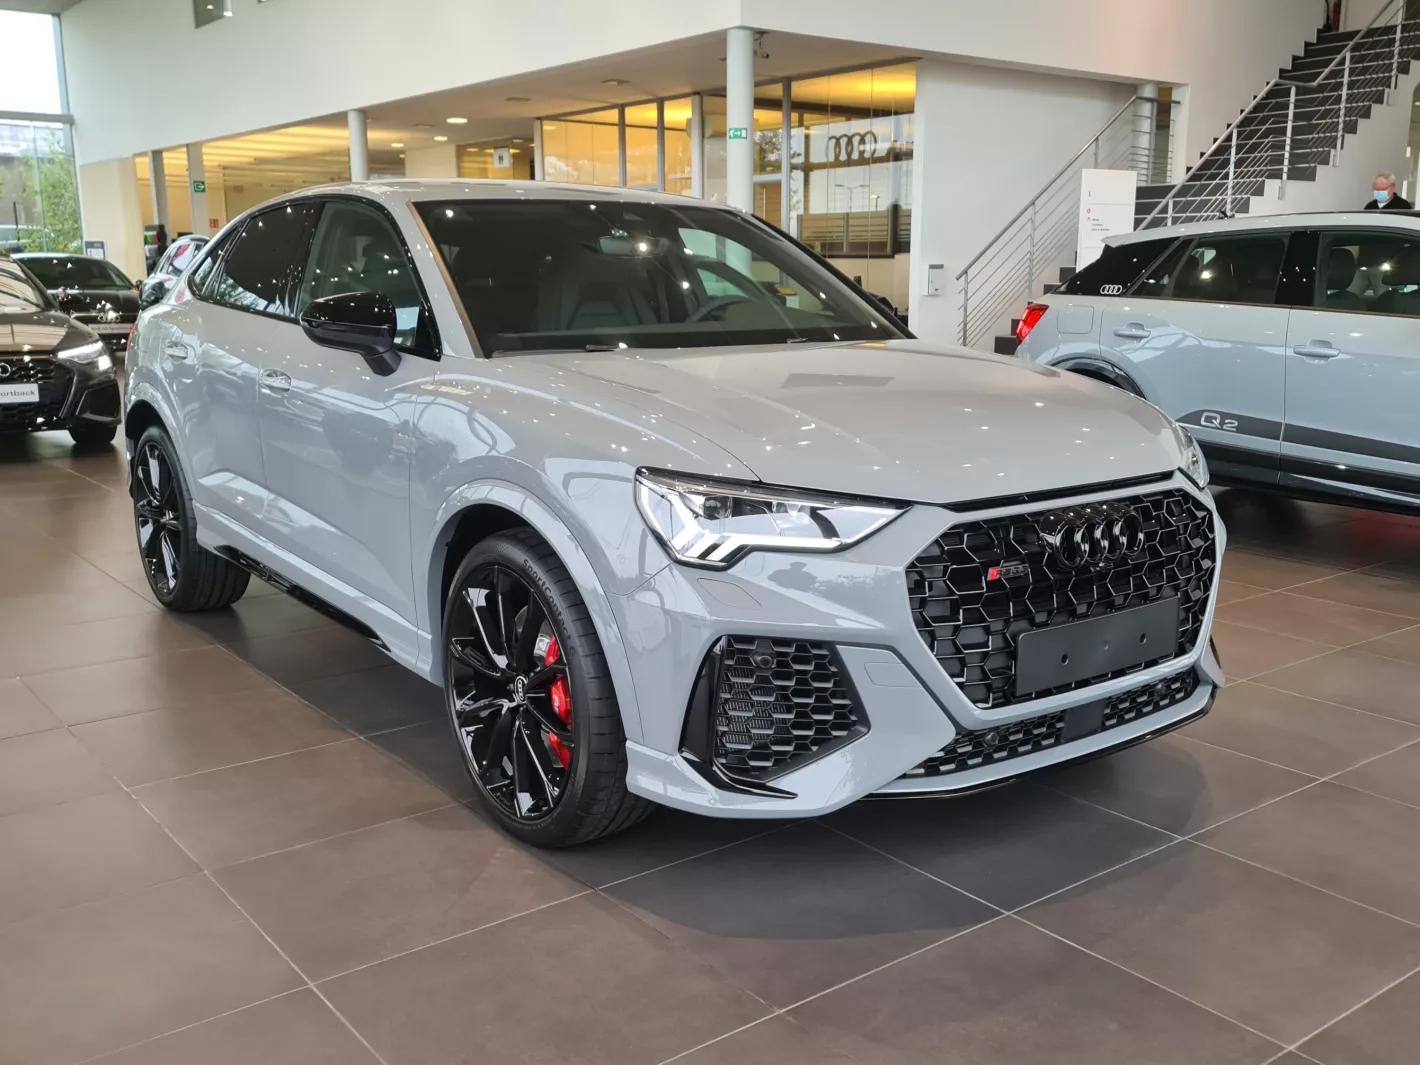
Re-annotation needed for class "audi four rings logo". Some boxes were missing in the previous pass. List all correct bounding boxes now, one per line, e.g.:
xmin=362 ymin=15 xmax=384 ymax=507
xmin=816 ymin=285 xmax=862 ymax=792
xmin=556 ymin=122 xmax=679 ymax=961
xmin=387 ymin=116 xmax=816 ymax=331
xmin=0 ymin=363 xmax=11 ymax=380
xmin=826 ymin=131 xmax=880 ymax=162
xmin=1040 ymin=508 xmax=1146 ymax=570
xmin=1099 ymin=284 xmax=1126 ymax=295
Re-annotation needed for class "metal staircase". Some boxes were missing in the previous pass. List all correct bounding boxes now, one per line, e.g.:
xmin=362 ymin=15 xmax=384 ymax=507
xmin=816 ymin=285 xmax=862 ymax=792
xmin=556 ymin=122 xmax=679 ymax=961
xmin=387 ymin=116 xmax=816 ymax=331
xmin=969 ymin=0 xmax=1420 ymax=355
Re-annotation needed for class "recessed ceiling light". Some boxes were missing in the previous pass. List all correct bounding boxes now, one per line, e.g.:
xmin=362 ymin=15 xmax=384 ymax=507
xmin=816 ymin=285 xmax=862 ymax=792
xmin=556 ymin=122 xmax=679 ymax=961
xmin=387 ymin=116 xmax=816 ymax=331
xmin=505 ymin=96 xmax=531 ymax=103
xmin=434 ymin=135 xmax=449 ymax=142
xmin=446 ymin=117 xmax=468 ymax=125
xmin=602 ymin=78 xmax=629 ymax=87
xmin=390 ymin=142 xmax=404 ymax=148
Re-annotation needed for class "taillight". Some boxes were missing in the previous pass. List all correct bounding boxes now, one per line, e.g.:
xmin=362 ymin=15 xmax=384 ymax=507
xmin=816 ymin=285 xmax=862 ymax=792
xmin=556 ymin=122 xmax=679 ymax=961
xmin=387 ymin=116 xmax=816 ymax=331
xmin=1015 ymin=302 xmax=1049 ymax=345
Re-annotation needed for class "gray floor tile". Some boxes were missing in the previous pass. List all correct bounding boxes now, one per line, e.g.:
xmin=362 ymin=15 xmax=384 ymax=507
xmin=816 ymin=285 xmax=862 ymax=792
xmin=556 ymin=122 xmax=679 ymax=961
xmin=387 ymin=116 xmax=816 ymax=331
xmin=1356 ymin=624 xmax=1420 ymax=665
xmin=0 ymin=580 xmax=156 ymax=632
xmin=0 ymin=611 xmax=212 ymax=679
xmin=226 ymin=625 xmax=392 ymax=685
xmin=672 ymin=1015 xmax=863 ymax=1065
xmin=21 ymin=645 xmax=275 ymax=725
xmin=1024 ymin=843 xmax=1420 ymax=1043
xmin=1218 ymin=550 xmax=1350 ymax=591
xmin=605 ymin=822 xmax=994 ymax=1007
xmin=320 ymin=892 xmax=769 ymax=1065
xmin=0 ymin=791 xmax=196 ymax=925
xmin=1212 ymin=620 xmax=1334 ymax=680
xmin=772 ymin=916 xmax=1278 ymax=1065
xmin=1217 ymin=579 xmax=1270 ymax=605
xmin=88 ymin=990 xmax=380 ymax=1065
xmin=364 ymin=719 xmax=476 ymax=801
xmin=1218 ymin=591 xmax=1414 ymax=647
xmin=826 ymin=781 xmax=1171 ymax=909
xmin=288 ymin=664 xmax=443 ymax=734
xmin=0 ymin=875 xmax=300 ymax=1065
xmin=1183 ymin=682 xmax=1420 ymax=777
xmin=1300 ymin=968 xmax=1420 ymax=1065
xmin=1042 ymin=732 xmax=1312 ymax=834
xmin=0 ymin=677 xmax=60 ymax=738
xmin=1200 ymin=782 xmax=1420 ymax=925
xmin=0 ymin=727 xmax=119 ymax=817
xmin=135 ymin=739 xmax=450 ymax=868
xmin=178 ymin=594 xmax=336 ymax=642
xmin=70 ymin=687 xmax=351 ymax=786
xmin=215 ymin=804 xmax=584 ymax=980
xmin=1335 ymin=742 xmax=1420 ymax=809
xmin=1259 ymin=649 xmax=1420 ymax=724
xmin=1300 ymin=572 xmax=1420 ymax=621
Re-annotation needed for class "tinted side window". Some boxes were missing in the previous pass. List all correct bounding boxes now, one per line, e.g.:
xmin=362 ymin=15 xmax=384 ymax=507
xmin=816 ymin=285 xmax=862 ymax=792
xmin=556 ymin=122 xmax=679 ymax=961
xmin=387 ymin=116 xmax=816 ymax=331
xmin=1316 ymin=230 xmax=1420 ymax=316
xmin=169 ymin=239 xmax=200 ymax=272
xmin=209 ymin=203 xmax=320 ymax=317
xmin=188 ymin=235 xmax=227 ymax=297
xmin=296 ymin=200 xmax=434 ymax=353
xmin=1059 ymin=239 xmax=1175 ymax=296
xmin=1171 ymin=234 xmax=1288 ymax=305
xmin=1134 ymin=240 xmax=1189 ymax=298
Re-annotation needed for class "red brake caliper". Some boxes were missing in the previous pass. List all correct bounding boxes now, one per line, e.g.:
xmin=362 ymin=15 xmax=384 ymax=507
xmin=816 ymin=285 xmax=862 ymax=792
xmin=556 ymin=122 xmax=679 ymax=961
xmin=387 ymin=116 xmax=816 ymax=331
xmin=545 ymin=637 xmax=573 ymax=768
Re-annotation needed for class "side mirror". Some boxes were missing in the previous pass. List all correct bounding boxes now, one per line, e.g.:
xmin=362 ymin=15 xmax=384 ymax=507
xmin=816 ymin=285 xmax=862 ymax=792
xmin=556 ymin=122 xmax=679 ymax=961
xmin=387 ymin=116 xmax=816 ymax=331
xmin=299 ymin=291 xmax=401 ymax=376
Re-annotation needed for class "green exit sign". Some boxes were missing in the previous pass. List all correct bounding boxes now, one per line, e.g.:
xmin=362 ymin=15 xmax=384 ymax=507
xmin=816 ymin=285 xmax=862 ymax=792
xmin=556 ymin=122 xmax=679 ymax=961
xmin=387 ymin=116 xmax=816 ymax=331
xmin=191 ymin=179 xmax=207 ymax=193
xmin=727 ymin=126 xmax=748 ymax=140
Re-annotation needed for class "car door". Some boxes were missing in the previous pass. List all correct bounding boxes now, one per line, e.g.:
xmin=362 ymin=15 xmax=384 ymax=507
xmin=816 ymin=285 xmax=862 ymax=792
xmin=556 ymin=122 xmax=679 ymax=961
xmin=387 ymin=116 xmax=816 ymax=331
xmin=1098 ymin=230 xmax=1291 ymax=484
xmin=153 ymin=204 xmax=318 ymax=529
xmin=1282 ymin=227 xmax=1420 ymax=501
xmin=257 ymin=197 xmax=440 ymax=639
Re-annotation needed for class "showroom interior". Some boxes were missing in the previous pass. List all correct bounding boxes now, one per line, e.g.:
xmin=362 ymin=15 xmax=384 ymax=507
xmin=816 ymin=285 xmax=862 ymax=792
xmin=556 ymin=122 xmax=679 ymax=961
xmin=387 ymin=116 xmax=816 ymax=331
xmin=6 ymin=0 xmax=1420 ymax=1063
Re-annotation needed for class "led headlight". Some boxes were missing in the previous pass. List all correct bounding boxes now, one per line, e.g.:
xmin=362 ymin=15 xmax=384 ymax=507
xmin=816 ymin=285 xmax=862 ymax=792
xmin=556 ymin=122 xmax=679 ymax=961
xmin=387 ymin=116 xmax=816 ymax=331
xmin=55 ymin=340 xmax=113 ymax=374
xmin=1172 ymin=422 xmax=1210 ymax=490
xmin=635 ymin=468 xmax=907 ymax=569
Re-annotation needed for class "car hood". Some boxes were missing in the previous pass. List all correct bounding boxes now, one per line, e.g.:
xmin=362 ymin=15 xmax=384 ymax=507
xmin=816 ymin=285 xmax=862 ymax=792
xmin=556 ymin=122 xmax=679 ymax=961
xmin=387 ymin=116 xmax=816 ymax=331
xmin=0 ymin=310 xmax=93 ymax=354
xmin=53 ymin=289 xmax=139 ymax=318
xmin=536 ymin=340 xmax=1184 ymax=503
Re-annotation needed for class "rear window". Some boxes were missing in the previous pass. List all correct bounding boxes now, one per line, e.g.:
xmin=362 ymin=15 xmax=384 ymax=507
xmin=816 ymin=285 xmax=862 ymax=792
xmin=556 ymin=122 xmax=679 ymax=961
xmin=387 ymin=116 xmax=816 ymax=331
xmin=1059 ymin=238 xmax=1176 ymax=296
xmin=1172 ymin=234 xmax=1288 ymax=305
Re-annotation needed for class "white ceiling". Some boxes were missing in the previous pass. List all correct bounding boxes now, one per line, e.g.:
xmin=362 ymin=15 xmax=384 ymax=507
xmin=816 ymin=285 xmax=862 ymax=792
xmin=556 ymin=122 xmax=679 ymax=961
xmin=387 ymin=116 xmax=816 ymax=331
xmin=0 ymin=1 xmax=80 ymax=13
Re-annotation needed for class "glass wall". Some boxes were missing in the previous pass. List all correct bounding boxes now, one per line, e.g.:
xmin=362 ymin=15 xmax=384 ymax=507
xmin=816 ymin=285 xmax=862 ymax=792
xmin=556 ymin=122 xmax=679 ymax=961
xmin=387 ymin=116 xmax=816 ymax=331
xmin=0 ymin=12 xmax=79 ymax=254
xmin=540 ymin=109 xmax=621 ymax=186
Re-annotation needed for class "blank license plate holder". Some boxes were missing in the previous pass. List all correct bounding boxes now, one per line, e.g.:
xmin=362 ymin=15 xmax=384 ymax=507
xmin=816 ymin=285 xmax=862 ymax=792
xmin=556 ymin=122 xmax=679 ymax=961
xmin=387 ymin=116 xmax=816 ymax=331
xmin=1015 ymin=597 xmax=1180 ymax=696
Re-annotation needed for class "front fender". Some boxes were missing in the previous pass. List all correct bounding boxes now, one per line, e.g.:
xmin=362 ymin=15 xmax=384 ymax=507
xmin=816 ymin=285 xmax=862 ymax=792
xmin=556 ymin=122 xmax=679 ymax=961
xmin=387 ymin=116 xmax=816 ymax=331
xmin=419 ymin=476 xmax=657 ymax=745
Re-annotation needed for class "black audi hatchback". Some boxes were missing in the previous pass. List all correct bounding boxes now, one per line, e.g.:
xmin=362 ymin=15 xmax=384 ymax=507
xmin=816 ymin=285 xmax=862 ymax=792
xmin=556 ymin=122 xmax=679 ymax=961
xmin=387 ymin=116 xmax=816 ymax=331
xmin=15 ymin=252 xmax=140 ymax=357
xmin=0 ymin=255 xmax=121 ymax=445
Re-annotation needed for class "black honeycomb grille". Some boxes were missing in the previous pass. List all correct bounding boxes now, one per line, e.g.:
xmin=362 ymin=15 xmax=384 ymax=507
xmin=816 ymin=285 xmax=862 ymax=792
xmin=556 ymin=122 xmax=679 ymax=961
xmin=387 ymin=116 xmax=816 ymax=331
xmin=713 ymin=637 xmax=864 ymax=778
xmin=904 ymin=669 xmax=1199 ymax=778
xmin=0 ymin=358 xmax=69 ymax=430
xmin=907 ymin=488 xmax=1216 ymax=709
xmin=0 ymin=356 xmax=57 ymax=383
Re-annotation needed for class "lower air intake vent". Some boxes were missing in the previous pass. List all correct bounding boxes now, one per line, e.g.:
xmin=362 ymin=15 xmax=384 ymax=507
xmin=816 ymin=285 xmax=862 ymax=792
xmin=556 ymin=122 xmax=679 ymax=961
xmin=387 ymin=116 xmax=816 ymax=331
xmin=904 ymin=669 xmax=1198 ymax=779
xmin=682 ymin=636 xmax=867 ymax=786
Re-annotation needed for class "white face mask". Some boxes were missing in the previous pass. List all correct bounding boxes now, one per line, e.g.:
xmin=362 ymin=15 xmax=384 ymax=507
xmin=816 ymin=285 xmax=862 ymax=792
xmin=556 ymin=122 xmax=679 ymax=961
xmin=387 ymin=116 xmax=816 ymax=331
xmin=1375 ymin=189 xmax=1392 ymax=204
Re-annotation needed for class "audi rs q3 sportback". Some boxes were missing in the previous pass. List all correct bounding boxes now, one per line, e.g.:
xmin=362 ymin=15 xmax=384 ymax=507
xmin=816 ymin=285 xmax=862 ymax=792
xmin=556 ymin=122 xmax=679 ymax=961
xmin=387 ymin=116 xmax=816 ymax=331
xmin=1015 ymin=212 xmax=1420 ymax=515
xmin=125 ymin=180 xmax=1224 ymax=846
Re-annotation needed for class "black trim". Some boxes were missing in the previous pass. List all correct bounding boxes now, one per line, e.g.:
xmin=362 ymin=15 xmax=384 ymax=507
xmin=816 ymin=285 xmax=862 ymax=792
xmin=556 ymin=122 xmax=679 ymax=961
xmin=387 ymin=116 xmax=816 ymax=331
xmin=1052 ymin=358 xmax=1143 ymax=395
xmin=1198 ymin=439 xmax=1280 ymax=486
xmin=1284 ymin=422 xmax=1420 ymax=467
xmin=1280 ymin=454 xmax=1420 ymax=501
xmin=1277 ymin=229 xmax=1320 ymax=307
xmin=868 ymin=679 xmax=1217 ymax=799
xmin=944 ymin=471 xmax=1173 ymax=514
xmin=212 ymin=548 xmax=389 ymax=650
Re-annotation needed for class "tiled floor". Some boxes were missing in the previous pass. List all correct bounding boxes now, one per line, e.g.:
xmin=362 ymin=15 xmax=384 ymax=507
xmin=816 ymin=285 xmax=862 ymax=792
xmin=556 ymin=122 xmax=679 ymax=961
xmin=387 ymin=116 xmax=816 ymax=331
xmin=3 ymin=432 xmax=1420 ymax=1065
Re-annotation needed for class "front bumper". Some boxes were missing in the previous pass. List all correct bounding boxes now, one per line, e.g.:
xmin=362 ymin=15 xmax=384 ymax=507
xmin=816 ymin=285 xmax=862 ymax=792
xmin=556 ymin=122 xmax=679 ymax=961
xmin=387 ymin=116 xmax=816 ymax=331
xmin=611 ymin=472 xmax=1225 ymax=818
xmin=0 ymin=355 xmax=120 ymax=435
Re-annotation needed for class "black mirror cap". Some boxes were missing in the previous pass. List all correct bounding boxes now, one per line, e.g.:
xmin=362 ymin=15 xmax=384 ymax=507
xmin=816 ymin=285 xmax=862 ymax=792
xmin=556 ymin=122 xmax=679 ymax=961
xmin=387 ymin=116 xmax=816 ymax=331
xmin=300 ymin=291 xmax=401 ymax=376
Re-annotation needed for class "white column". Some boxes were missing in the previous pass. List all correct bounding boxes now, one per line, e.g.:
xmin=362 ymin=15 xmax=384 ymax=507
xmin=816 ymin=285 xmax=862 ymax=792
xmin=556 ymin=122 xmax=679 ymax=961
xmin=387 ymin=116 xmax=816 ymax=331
xmin=533 ymin=120 xmax=545 ymax=181
xmin=689 ymin=94 xmax=704 ymax=198
xmin=725 ymin=27 xmax=755 ymax=211
xmin=186 ymin=143 xmax=209 ymax=235
xmin=77 ymin=158 xmax=145 ymax=280
xmin=147 ymin=149 xmax=169 ymax=229
xmin=348 ymin=108 xmax=369 ymax=182
xmin=617 ymin=106 xmax=628 ymax=187
xmin=1133 ymin=82 xmax=1158 ymax=181
xmin=403 ymin=143 xmax=458 ymax=178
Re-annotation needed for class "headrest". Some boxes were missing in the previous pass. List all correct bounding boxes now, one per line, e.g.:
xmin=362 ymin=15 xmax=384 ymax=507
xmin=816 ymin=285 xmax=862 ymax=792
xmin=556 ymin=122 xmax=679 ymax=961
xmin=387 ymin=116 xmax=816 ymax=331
xmin=1326 ymin=246 xmax=1358 ymax=290
xmin=1380 ymin=244 xmax=1420 ymax=287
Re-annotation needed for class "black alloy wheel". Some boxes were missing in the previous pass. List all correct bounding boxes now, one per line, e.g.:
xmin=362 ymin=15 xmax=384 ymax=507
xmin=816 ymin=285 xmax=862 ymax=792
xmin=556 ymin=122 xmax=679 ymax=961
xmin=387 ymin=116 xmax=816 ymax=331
xmin=446 ymin=563 xmax=576 ymax=823
xmin=133 ymin=439 xmax=183 ymax=598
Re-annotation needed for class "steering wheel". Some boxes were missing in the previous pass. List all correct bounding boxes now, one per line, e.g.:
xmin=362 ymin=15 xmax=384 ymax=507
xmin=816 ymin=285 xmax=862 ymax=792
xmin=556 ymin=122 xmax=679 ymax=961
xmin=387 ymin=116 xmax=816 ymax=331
xmin=687 ymin=295 xmax=751 ymax=323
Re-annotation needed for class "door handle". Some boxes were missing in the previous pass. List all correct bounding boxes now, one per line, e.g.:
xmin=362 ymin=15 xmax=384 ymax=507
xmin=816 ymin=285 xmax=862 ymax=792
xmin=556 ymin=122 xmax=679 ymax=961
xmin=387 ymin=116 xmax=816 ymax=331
xmin=1292 ymin=341 xmax=1340 ymax=359
xmin=1112 ymin=323 xmax=1151 ymax=340
xmin=162 ymin=341 xmax=194 ymax=361
xmin=259 ymin=369 xmax=292 ymax=394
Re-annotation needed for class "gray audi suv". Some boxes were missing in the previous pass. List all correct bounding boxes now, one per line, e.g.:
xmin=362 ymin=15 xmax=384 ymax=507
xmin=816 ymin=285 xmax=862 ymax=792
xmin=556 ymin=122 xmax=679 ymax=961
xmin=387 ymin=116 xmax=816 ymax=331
xmin=125 ymin=180 xmax=1223 ymax=846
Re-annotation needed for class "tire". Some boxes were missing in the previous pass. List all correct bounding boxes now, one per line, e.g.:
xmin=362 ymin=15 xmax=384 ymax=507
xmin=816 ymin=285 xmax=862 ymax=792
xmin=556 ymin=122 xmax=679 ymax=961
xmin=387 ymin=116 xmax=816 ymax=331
xmin=131 ymin=425 xmax=249 ymax=612
xmin=443 ymin=528 xmax=653 ymax=847
xmin=69 ymin=423 xmax=117 ymax=446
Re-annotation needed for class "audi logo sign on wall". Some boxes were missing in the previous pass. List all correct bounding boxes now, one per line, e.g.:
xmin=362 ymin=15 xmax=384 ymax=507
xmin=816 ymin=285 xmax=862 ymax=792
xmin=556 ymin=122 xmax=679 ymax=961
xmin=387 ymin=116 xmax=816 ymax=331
xmin=1039 ymin=505 xmax=1146 ymax=570
xmin=826 ymin=131 xmax=882 ymax=163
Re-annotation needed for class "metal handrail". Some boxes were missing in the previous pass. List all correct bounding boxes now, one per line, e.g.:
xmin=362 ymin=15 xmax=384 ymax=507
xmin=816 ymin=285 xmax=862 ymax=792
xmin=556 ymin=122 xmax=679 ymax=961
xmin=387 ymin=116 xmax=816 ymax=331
xmin=1140 ymin=0 xmax=1407 ymax=227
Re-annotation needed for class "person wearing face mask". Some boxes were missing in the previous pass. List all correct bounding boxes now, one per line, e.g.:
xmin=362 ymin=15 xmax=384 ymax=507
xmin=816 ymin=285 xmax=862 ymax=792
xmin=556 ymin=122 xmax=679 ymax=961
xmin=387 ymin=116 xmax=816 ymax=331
xmin=1365 ymin=171 xmax=1412 ymax=210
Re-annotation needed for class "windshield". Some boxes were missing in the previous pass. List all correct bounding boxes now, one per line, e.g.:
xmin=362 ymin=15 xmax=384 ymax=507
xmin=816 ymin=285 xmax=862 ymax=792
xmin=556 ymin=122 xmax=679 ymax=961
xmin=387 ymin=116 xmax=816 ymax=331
xmin=0 ymin=260 xmax=47 ymax=313
xmin=21 ymin=255 xmax=132 ymax=290
xmin=415 ymin=199 xmax=902 ymax=354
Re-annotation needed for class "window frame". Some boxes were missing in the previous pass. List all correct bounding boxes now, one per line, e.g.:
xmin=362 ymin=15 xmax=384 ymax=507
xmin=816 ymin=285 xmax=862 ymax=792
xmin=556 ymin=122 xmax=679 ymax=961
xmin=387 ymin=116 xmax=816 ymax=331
xmin=298 ymin=194 xmax=442 ymax=360
xmin=201 ymin=201 xmax=321 ymax=323
xmin=1060 ymin=237 xmax=1180 ymax=298
xmin=1136 ymin=229 xmax=1293 ymax=307
xmin=1303 ymin=225 xmax=1420 ymax=319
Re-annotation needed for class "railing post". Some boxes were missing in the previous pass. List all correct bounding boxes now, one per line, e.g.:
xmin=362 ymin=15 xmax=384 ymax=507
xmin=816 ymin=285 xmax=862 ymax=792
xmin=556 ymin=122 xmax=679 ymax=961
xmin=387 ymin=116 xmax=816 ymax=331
xmin=1337 ymin=49 xmax=1350 ymax=163
xmin=1166 ymin=197 xmax=1173 ymax=226
xmin=1281 ymin=83 xmax=1296 ymax=200
xmin=1395 ymin=13 xmax=1404 ymax=89
xmin=1027 ymin=202 xmax=1037 ymax=301
xmin=1227 ymin=125 xmax=1237 ymax=215
xmin=960 ymin=273 xmax=969 ymax=346
xmin=1093 ymin=136 xmax=1100 ymax=168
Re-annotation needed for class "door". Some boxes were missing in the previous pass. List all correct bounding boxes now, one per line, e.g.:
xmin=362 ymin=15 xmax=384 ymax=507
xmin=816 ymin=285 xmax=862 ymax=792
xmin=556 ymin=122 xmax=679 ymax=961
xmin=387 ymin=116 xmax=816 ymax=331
xmin=1098 ymin=230 xmax=1291 ymax=482
xmin=159 ymin=204 xmax=318 ymax=529
xmin=258 ymin=197 xmax=440 ymax=634
xmin=1282 ymin=228 xmax=1420 ymax=500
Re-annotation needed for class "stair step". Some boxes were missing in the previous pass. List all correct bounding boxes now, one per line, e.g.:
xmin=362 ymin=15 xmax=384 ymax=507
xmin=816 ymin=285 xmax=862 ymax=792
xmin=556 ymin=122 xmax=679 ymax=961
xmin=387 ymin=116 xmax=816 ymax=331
xmin=994 ymin=335 xmax=1020 ymax=356
xmin=1057 ymin=264 xmax=1076 ymax=283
